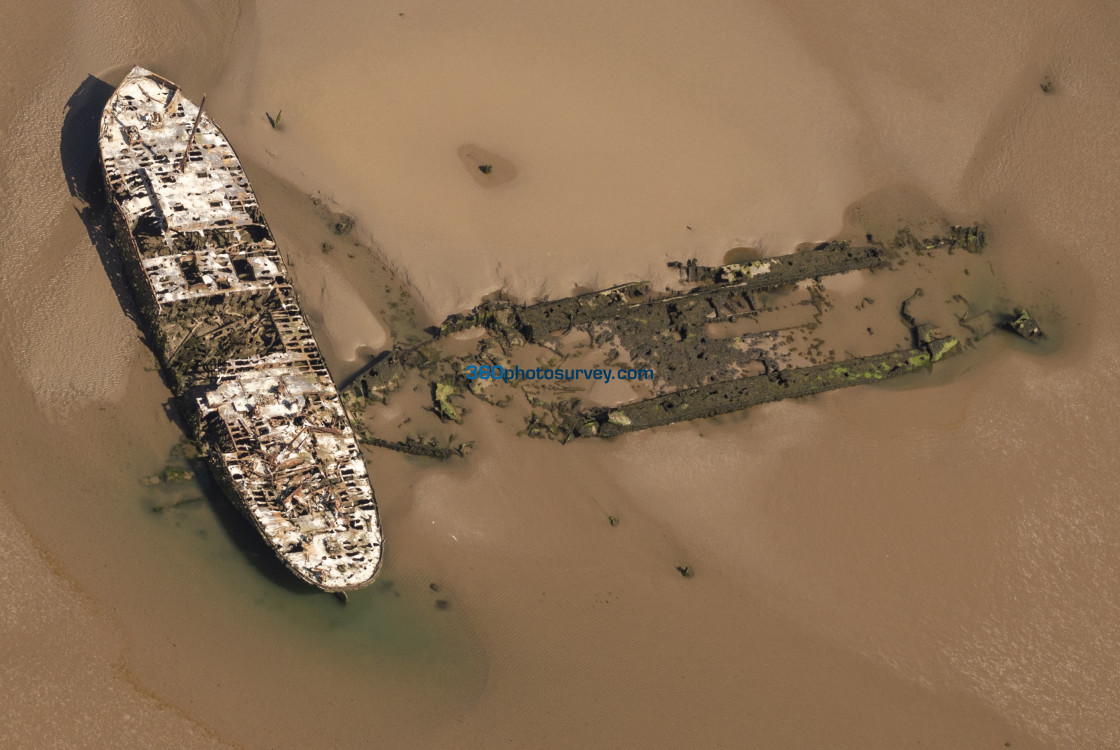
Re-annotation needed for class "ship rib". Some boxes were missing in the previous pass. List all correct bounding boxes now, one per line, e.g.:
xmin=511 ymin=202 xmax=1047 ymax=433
xmin=98 ymin=66 xmax=382 ymax=592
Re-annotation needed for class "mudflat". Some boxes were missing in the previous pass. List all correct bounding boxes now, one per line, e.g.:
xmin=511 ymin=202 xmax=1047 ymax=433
xmin=2 ymin=1 xmax=1117 ymax=747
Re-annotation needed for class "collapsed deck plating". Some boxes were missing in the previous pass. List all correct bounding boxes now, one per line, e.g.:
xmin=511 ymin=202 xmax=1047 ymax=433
xmin=99 ymin=66 xmax=381 ymax=591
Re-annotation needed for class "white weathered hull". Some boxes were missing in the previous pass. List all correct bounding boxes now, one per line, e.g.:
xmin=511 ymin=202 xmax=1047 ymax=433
xmin=99 ymin=66 xmax=382 ymax=591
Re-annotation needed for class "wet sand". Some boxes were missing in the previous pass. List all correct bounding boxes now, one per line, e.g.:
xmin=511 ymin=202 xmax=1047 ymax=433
xmin=3 ymin=0 xmax=1119 ymax=747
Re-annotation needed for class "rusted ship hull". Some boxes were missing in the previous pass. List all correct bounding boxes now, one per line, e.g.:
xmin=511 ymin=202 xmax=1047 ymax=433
xmin=98 ymin=67 xmax=382 ymax=592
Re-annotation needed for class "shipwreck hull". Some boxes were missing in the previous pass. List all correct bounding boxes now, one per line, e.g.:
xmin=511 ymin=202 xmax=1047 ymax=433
xmin=578 ymin=338 xmax=959 ymax=437
xmin=99 ymin=67 xmax=382 ymax=592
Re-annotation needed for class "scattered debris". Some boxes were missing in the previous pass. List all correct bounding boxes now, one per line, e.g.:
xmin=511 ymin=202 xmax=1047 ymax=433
xmin=356 ymin=433 xmax=458 ymax=460
xmin=1008 ymin=308 xmax=1045 ymax=339
xmin=333 ymin=214 xmax=354 ymax=235
xmin=161 ymin=465 xmax=195 ymax=483
xmin=140 ymin=465 xmax=195 ymax=485
xmin=149 ymin=496 xmax=205 ymax=514
xmin=892 ymin=225 xmax=985 ymax=254
xmin=433 ymin=382 xmax=462 ymax=422
xmin=900 ymin=288 xmax=924 ymax=325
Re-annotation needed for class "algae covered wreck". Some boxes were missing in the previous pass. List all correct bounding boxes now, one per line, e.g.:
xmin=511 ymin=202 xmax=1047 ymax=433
xmin=343 ymin=223 xmax=1043 ymax=452
xmin=99 ymin=67 xmax=381 ymax=592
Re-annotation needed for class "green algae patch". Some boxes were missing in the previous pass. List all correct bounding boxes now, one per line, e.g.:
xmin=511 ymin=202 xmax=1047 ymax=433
xmin=907 ymin=353 xmax=931 ymax=368
xmin=927 ymin=336 xmax=958 ymax=362
xmin=433 ymin=382 xmax=461 ymax=423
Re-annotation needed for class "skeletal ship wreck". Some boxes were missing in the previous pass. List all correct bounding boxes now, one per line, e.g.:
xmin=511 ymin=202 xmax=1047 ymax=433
xmin=99 ymin=67 xmax=382 ymax=591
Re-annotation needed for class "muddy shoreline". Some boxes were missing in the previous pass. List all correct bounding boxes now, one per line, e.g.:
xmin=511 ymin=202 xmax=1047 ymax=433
xmin=3 ymin=1 xmax=1118 ymax=747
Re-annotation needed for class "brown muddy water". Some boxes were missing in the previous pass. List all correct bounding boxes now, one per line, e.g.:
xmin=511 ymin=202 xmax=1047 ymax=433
xmin=2 ymin=0 xmax=1119 ymax=747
